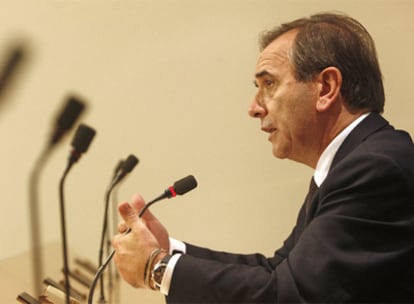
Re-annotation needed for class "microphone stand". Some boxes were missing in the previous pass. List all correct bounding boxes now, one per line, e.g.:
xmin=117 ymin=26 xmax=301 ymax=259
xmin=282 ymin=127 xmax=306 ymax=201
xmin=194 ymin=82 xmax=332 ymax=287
xmin=109 ymin=160 xmax=124 ymax=284
xmin=58 ymin=124 xmax=95 ymax=304
xmin=59 ymin=154 xmax=77 ymax=304
xmin=97 ymin=156 xmax=137 ymax=303
xmin=98 ymin=177 xmax=120 ymax=303
xmin=111 ymin=184 xmax=121 ymax=282
xmin=28 ymin=146 xmax=52 ymax=297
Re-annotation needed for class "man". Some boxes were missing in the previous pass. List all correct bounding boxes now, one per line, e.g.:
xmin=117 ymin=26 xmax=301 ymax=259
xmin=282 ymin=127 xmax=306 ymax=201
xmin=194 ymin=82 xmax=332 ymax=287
xmin=112 ymin=12 xmax=414 ymax=302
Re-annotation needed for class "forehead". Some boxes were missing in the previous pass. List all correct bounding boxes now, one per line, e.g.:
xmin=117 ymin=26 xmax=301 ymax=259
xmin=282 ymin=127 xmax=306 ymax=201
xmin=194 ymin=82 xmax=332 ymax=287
xmin=255 ymin=30 xmax=297 ymax=76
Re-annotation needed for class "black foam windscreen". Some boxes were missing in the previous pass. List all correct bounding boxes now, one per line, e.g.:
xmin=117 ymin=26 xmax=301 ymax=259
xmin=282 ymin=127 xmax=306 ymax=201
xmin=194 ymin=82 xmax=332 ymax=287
xmin=50 ymin=96 xmax=86 ymax=145
xmin=122 ymin=154 xmax=139 ymax=173
xmin=57 ymin=96 xmax=85 ymax=131
xmin=173 ymin=175 xmax=198 ymax=195
xmin=71 ymin=124 xmax=96 ymax=153
xmin=0 ymin=45 xmax=25 ymax=96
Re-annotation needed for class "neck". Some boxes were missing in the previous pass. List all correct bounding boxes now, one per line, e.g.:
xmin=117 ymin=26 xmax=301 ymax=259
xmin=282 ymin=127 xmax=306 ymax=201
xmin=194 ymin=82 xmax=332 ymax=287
xmin=307 ymin=106 xmax=367 ymax=169
xmin=326 ymin=110 xmax=367 ymax=149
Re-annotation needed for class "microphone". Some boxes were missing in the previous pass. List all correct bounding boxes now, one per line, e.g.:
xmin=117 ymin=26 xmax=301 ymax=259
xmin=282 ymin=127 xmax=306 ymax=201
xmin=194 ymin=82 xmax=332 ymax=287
xmin=138 ymin=175 xmax=198 ymax=216
xmin=165 ymin=174 xmax=198 ymax=197
xmin=28 ymin=96 xmax=85 ymax=297
xmin=112 ymin=154 xmax=139 ymax=185
xmin=98 ymin=154 xmax=139 ymax=303
xmin=60 ymin=124 xmax=96 ymax=304
xmin=88 ymin=175 xmax=198 ymax=304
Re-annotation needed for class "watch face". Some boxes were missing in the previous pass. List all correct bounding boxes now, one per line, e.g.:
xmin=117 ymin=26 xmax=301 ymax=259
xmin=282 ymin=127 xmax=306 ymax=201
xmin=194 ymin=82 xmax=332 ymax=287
xmin=154 ymin=266 xmax=165 ymax=284
xmin=152 ymin=254 xmax=171 ymax=288
xmin=152 ymin=261 xmax=168 ymax=287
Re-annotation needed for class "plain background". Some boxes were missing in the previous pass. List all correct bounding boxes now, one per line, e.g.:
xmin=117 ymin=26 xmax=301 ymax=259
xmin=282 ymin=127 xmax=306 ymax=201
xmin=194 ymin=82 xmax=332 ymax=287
xmin=0 ymin=0 xmax=413 ymax=302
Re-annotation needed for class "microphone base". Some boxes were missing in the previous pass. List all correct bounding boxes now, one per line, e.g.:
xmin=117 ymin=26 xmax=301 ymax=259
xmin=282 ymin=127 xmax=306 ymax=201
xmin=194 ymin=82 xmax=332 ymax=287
xmin=97 ymin=298 xmax=108 ymax=304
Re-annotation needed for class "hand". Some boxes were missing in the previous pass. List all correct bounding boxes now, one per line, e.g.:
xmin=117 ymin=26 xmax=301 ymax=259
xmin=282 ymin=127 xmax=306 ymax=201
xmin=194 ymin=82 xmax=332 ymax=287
xmin=112 ymin=198 xmax=161 ymax=288
xmin=117 ymin=193 xmax=170 ymax=251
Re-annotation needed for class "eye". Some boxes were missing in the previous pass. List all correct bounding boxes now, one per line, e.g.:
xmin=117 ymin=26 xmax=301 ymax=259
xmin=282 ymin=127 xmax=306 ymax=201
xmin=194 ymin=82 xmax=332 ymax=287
xmin=264 ymin=79 xmax=274 ymax=88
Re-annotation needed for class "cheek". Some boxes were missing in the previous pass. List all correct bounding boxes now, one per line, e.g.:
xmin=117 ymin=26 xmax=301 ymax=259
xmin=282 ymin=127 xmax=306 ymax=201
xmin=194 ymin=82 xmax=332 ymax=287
xmin=265 ymin=93 xmax=291 ymax=128
xmin=268 ymin=92 xmax=309 ymax=139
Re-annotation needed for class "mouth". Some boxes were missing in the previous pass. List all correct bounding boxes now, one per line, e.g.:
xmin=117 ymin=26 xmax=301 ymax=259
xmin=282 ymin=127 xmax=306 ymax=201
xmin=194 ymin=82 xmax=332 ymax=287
xmin=261 ymin=124 xmax=275 ymax=133
xmin=268 ymin=129 xmax=277 ymax=141
xmin=261 ymin=125 xmax=277 ymax=141
xmin=261 ymin=125 xmax=276 ymax=134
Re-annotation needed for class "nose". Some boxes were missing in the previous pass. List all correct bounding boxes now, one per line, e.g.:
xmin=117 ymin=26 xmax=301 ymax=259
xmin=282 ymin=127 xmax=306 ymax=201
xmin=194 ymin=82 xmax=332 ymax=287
xmin=248 ymin=97 xmax=266 ymax=118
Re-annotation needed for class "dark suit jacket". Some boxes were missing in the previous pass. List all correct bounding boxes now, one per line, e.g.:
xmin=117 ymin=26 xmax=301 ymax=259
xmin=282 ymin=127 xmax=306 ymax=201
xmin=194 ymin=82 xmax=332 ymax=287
xmin=166 ymin=113 xmax=414 ymax=303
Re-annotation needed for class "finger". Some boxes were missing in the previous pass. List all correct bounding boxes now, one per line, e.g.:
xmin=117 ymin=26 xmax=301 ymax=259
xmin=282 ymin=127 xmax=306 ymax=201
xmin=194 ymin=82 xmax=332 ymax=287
xmin=118 ymin=201 xmax=140 ymax=229
xmin=118 ymin=221 xmax=128 ymax=233
xmin=130 ymin=193 xmax=156 ymax=221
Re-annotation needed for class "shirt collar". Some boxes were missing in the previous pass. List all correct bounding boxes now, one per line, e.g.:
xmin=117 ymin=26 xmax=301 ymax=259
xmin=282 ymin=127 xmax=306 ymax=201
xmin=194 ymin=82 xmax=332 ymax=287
xmin=313 ymin=113 xmax=370 ymax=187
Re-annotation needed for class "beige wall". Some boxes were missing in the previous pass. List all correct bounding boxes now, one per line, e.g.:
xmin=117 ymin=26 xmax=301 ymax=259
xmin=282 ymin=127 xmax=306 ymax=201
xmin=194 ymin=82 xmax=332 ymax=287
xmin=0 ymin=0 xmax=413 ymax=301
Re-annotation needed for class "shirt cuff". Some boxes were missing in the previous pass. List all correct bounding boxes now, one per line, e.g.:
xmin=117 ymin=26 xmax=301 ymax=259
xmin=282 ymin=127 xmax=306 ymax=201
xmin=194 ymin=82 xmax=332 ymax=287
xmin=169 ymin=237 xmax=186 ymax=254
xmin=160 ymin=253 xmax=182 ymax=295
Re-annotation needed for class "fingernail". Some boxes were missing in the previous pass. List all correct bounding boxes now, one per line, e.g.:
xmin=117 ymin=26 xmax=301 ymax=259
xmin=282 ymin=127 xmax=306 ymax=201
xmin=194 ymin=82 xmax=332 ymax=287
xmin=119 ymin=203 xmax=132 ymax=213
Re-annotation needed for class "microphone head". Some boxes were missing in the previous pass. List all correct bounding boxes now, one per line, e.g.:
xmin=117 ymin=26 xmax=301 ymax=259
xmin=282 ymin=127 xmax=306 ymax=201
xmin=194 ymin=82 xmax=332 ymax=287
xmin=57 ymin=96 xmax=85 ymax=131
xmin=50 ymin=96 xmax=85 ymax=145
xmin=121 ymin=154 xmax=139 ymax=173
xmin=71 ymin=124 xmax=96 ymax=154
xmin=173 ymin=175 xmax=198 ymax=195
xmin=0 ymin=45 xmax=26 ymax=96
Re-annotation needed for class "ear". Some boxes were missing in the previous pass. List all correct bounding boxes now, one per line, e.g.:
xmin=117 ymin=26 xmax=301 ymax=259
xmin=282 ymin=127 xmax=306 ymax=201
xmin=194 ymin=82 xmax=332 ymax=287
xmin=315 ymin=67 xmax=342 ymax=112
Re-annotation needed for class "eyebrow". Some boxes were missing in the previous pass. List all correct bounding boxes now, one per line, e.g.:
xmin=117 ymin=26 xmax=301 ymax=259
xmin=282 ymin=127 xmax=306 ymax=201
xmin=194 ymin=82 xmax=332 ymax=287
xmin=255 ymin=70 xmax=272 ymax=79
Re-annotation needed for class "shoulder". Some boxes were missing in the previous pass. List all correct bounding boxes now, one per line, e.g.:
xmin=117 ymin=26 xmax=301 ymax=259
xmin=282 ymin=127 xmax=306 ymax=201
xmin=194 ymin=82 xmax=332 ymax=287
xmin=330 ymin=114 xmax=414 ymax=184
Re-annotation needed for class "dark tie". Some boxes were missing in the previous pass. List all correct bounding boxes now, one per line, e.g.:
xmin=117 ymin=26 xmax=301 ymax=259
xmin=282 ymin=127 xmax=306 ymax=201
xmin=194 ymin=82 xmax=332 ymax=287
xmin=305 ymin=177 xmax=318 ymax=214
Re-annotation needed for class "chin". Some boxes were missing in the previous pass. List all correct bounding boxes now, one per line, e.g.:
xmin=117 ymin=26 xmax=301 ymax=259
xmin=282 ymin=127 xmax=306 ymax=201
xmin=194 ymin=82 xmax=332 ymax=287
xmin=271 ymin=140 xmax=292 ymax=159
xmin=272 ymin=149 xmax=288 ymax=160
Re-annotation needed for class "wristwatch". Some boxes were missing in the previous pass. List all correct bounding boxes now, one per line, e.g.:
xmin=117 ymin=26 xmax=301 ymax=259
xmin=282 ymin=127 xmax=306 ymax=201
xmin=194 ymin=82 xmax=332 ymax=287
xmin=150 ymin=254 xmax=171 ymax=290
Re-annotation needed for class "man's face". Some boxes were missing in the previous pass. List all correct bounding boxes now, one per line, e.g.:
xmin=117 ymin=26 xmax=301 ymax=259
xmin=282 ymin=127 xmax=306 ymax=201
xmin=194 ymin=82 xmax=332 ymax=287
xmin=249 ymin=30 xmax=319 ymax=165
